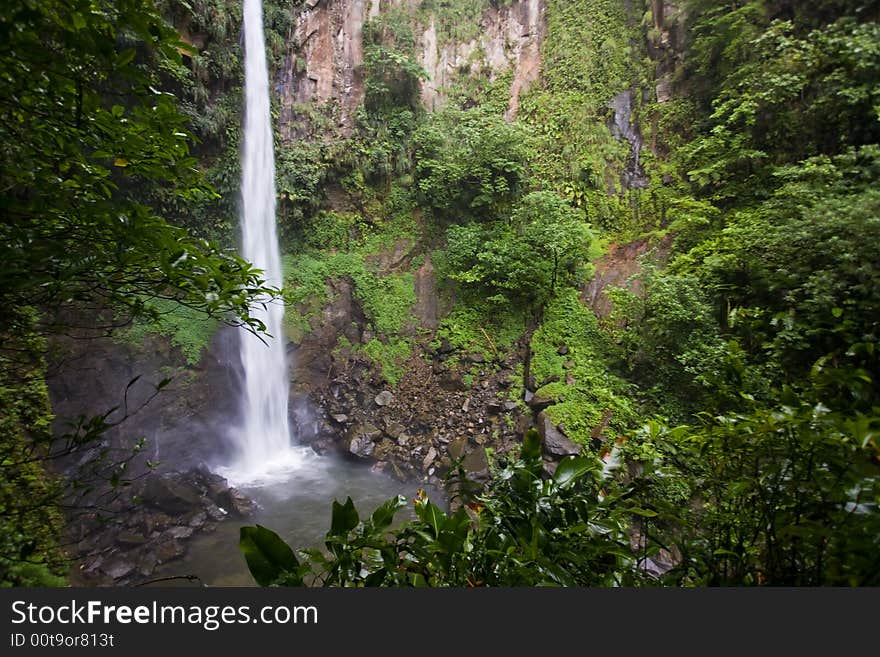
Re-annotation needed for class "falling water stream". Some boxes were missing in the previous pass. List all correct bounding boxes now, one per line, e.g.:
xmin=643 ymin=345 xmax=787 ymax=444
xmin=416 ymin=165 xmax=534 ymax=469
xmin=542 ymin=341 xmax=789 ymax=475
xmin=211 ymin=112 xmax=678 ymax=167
xmin=218 ymin=0 xmax=309 ymax=486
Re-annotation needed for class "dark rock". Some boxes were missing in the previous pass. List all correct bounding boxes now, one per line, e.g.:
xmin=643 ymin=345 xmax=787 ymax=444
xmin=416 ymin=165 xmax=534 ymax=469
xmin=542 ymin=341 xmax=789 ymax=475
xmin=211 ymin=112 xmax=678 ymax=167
xmin=515 ymin=414 xmax=533 ymax=434
xmin=438 ymin=338 xmax=454 ymax=354
xmin=136 ymin=552 xmax=158 ymax=578
xmin=345 ymin=422 xmax=382 ymax=455
xmin=116 ymin=531 xmax=147 ymax=548
xmin=190 ymin=466 xmax=229 ymax=498
xmin=153 ymin=538 xmax=184 ymax=564
xmin=142 ymin=476 xmax=203 ymax=516
xmin=557 ymin=346 xmax=570 ymax=356
xmin=310 ymin=438 xmax=336 ymax=455
xmin=449 ymin=436 xmax=468 ymax=460
xmin=205 ymin=503 xmax=227 ymax=522
xmin=167 ymin=526 xmax=194 ymax=539
xmin=462 ymin=448 xmax=490 ymax=483
xmin=103 ymin=559 xmax=136 ymax=580
xmin=185 ymin=511 xmax=207 ymax=529
xmin=388 ymin=459 xmax=407 ymax=482
xmin=527 ymin=393 xmax=556 ymax=413
xmin=216 ymin=488 xmax=256 ymax=518
xmin=537 ymin=412 xmax=581 ymax=459
xmin=82 ymin=555 xmax=104 ymax=574
xmin=468 ymin=353 xmax=486 ymax=364
xmin=422 ymin=447 xmax=438 ymax=471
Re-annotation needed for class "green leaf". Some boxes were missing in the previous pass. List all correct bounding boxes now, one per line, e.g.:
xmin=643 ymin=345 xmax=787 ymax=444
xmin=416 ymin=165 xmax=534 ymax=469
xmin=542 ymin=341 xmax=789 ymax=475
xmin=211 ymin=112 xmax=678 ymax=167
xmin=239 ymin=525 xmax=301 ymax=586
xmin=408 ymin=572 xmax=428 ymax=587
xmin=553 ymin=456 xmax=594 ymax=487
xmin=330 ymin=497 xmax=359 ymax=537
xmin=415 ymin=500 xmax=447 ymax=538
xmin=370 ymin=495 xmax=407 ymax=530
xmin=523 ymin=429 xmax=542 ymax=462
xmin=116 ymin=48 xmax=136 ymax=68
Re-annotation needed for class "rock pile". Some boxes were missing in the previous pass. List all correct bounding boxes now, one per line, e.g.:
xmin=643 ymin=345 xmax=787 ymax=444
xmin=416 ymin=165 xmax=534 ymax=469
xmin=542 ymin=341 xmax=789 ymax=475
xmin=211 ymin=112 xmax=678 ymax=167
xmin=70 ymin=467 xmax=254 ymax=585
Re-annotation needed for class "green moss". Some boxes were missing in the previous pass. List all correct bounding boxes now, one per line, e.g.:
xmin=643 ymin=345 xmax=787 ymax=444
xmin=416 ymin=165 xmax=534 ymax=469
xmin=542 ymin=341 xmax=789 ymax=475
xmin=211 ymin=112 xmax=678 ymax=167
xmin=117 ymin=298 xmax=220 ymax=366
xmin=519 ymin=0 xmax=647 ymax=234
xmin=356 ymin=271 xmax=417 ymax=336
xmin=0 ymin=309 xmax=67 ymax=586
xmin=530 ymin=289 xmax=636 ymax=445
xmin=363 ymin=338 xmax=413 ymax=386
xmin=434 ymin=303 xmax=526 ymax=363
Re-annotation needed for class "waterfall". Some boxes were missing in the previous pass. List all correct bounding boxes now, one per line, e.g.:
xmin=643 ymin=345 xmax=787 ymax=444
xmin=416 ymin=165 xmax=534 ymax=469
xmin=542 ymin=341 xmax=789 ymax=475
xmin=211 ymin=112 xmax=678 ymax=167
xmin=220 ymin=0 xmax=307 ymax=485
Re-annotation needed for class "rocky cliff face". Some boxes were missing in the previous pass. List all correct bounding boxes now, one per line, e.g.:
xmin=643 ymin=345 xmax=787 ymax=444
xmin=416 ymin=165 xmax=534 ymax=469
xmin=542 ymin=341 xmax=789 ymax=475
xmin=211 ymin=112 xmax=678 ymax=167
xmin=278 ymin=0 xmax=547 ymax=137
xmin=418 ymin=0 xmax=545 ymax=118
xmin=647 ymin=0 xmax=683 ymax=105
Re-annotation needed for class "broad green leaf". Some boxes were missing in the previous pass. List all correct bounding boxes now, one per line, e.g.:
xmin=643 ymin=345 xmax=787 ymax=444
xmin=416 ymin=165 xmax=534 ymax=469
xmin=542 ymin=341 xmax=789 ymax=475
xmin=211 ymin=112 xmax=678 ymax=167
xmin=370 ymin=495 xmax=407 ymax=530
xmin=408 ymin=573 xmax=428 ymax=587
xmin=415 ymin=500 xmax=447 ymax=538
xmin=239 ymin=525 xmax=301 ymax=586
xmin=523 ymin=429 xmax=542 ymax=462
xmin=553 ymin=456 xmax=595 ymax=487
xmin=330 ymin=497 xmax=359 ymax=537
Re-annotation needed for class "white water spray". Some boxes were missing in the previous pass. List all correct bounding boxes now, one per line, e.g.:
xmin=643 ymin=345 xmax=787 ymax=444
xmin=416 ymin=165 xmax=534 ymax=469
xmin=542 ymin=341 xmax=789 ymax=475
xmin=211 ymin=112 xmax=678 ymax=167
xmin=221 ymin=0 xmax=310 ymax=485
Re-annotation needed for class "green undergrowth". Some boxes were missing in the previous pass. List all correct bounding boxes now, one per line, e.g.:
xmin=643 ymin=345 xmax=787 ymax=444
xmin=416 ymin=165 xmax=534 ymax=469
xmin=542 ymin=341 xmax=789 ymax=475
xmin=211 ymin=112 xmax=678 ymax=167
xmin=1 ymin=310 xmax=67 ymax=586
xmin=529 ymin=289 xmax=637 ymax=445
xmin=362 ymin=338 xmax=414 ymax=386
xmin=416 ymin=0 xmax=515 ymax=46
xmin=283 ymin=251 xmax=416 ymax=329
xmin=282 ymin=201 xmax=421 ymax=383
xmin=116 ymin=298 xmax=220 ymax=366
xmin=519 ymin=0 xmax=651 ymax=235
xmin=433 ymin=300 xmax=527 ymax=367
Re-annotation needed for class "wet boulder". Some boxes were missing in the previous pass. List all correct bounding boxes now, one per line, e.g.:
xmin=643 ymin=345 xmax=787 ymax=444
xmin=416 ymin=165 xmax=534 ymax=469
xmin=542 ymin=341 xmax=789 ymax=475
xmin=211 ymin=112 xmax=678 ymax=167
xmin=537 ymin=412 xmax=581 ymax=459
xmin=141 ymin=475 xmax=203 ymax=516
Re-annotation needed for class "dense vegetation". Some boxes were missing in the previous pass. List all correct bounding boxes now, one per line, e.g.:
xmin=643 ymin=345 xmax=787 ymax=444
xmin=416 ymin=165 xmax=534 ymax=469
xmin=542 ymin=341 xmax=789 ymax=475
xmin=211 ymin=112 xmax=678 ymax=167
xmin=242 ymin=0 xmax=880 ymax=587
xmin=0 ymin=0 xmax=274 ymax=585
xmin=1 ymin=0 xmax=877 ymax=586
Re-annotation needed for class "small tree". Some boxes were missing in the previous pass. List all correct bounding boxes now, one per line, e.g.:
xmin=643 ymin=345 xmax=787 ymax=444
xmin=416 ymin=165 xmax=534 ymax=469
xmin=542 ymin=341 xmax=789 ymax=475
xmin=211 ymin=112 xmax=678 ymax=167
xmin=444 ymin=192 xmax=592 ymax=307
xmin=413 ymin=108 xmax=529 ymax=221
